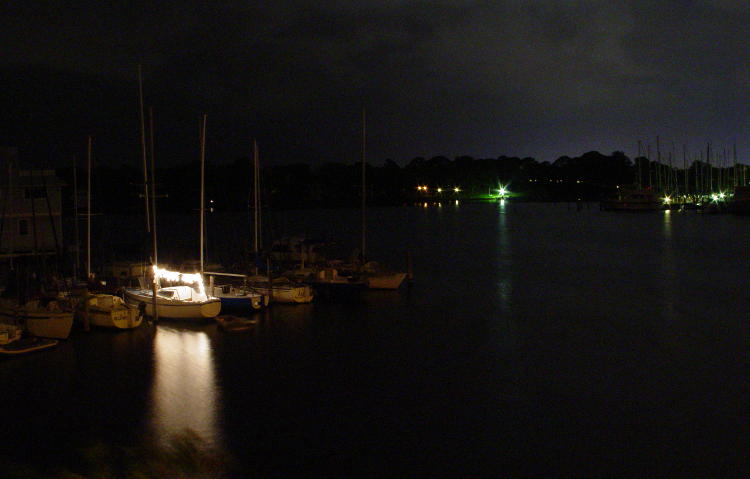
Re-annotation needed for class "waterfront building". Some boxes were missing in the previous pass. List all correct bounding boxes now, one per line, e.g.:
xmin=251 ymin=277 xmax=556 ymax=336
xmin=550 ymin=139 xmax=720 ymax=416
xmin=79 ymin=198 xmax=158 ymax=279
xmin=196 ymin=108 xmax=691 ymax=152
xmin=0 ymin=147 xmax=65 ymax=258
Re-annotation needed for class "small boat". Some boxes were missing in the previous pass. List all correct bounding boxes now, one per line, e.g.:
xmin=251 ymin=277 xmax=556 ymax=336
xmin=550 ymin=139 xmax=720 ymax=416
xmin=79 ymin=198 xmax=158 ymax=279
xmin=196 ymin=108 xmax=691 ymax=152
xmin=361 ymin=262 xmax=407 ymax=290
xmin=0 ymin=336 xmax=58 ymax=355
xmin=0 ymin=298 xmax=74 ymax=339
xmin=0 ymin=322 xmax=57 ymax=354
xmin=600 ymin=187 xmax=664 ymax=211
xmin=77 ymin=293 xmax=143 ymax=329
xmin=307 ymin=266 xmax=367 ymax=297
xmin=210 ymin=284 xmax=268 ymax=311
xmin=245 ymin=276 xmax=314 ymax=304
xmin=0 ymin=322 xmax=23 ymax=345
xmin=124 ymin=285 xmax=221 ymax=320
xmin=216 ymin=315 xmax=257 ymax=332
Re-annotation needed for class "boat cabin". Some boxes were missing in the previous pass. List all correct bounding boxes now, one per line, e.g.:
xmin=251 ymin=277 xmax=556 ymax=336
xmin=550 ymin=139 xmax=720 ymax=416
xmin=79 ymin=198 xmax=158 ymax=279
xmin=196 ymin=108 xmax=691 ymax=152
xmin=158 ymin=285 xmax=204 ymax=301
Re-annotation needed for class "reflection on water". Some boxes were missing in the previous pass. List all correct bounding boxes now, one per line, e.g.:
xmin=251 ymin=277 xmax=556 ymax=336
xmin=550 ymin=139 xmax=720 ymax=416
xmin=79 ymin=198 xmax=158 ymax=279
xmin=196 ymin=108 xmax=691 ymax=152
xmin=151 ymin=325 xmax=222 ymax=448
xmin=660 ymin=210 xmax=677 ymax=322
xmin=495 ymin=200 xmax=512 ymax=312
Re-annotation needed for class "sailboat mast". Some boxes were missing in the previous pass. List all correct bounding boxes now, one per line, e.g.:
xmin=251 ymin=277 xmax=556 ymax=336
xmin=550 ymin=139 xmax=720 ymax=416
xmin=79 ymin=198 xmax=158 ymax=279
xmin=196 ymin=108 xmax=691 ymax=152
xmin=7 ymin=161 xmax=13 ymax=270
xmin=647 ymin=144 xmax=652 ymax=188
xmin=637 ymin=140 xmax=642 ymax=189
xmin=656 ymin=135 xmax=661 ymax=193
xmin=200 ymin=114 xmax=207 ymax=274
xmin=149 ymin=107 xmax=158 ymax=266
xmin=253 ymin=140 xmax=259 ymax=256
xmin=683 ymin=144 xmax=688 ymax=196
xmin=361 ymin=108 xmax=366 ymax=263
xmin=733 ymin=142 xmax=738 ymax=187
xmin=87 ymin=135 xmax=92 ymax=280
xmin=138 ymin=65 xmax=150 ymax=234
xmin=72 ymin=154 xmax=79 ymax=280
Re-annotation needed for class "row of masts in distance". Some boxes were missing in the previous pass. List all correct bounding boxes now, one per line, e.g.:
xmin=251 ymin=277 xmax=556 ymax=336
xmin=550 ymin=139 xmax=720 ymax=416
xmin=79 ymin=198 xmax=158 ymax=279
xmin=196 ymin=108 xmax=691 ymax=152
xmin=635 ymin=137 xmax=748 ymax=196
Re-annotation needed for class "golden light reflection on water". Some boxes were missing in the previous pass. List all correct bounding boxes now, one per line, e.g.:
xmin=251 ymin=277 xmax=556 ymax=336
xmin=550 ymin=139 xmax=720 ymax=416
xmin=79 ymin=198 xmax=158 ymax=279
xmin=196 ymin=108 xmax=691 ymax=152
xmin=151 ymin=325 xmax=222 ymax=448
xmin=660 ymin=210 xmax=677 ymax=322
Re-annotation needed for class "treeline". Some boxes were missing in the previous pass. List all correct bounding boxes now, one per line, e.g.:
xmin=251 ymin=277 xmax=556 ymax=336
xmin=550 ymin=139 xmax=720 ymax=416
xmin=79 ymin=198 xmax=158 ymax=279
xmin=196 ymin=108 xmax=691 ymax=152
xmin=56 ymin=150 xmax=747 ymax=214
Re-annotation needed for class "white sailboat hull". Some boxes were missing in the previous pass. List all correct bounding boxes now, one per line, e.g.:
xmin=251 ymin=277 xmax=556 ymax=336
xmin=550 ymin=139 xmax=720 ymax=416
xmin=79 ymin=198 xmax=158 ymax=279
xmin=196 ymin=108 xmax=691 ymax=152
xmin=251 ymin=284 xmax=314 ymax=303
xmin=78 ymin=294 xmax=143 ymax=329
xmin=124 ymin=289 xmax=221 ymax=319
xmin=366 ymin=272 xmax=407 ymax=290
xmin=0 ymin=299 xmax=74 ymax=339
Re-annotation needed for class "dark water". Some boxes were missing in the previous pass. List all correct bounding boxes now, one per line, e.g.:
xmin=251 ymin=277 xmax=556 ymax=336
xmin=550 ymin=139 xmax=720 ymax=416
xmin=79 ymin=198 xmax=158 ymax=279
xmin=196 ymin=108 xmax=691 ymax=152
xmin=4 ymin=202 xmax=750 ymax=477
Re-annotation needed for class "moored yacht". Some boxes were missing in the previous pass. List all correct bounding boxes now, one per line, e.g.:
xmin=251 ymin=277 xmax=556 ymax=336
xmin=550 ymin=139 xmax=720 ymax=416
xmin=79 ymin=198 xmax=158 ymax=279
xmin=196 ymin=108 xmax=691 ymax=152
xmin=123 ymin=266 xmax=221 ymax=320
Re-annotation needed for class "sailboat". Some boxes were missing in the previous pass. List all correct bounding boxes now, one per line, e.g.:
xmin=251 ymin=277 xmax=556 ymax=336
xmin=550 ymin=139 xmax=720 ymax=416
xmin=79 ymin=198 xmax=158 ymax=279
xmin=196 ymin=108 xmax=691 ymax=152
xmin=0 ymin=321 xmax=57 ymax=354
xmin=123 ymin=105 xmax=221 ymax=320
xmin=78 ymin=293 xmax=143 ymax=329
xmin=0 ymin=296 xmax=74 ymax=339
xmin=124 ymin=266 xmax=222 ymax=319
xmin=357 ymin=109 xmax=407 ymax=290
xmin=201 ymin=134 xmax=268 ymax=312
xmin=0 ymin=159 xmax=74 ymax=339
xmin=243 ymin=140 xmax=313 ymax=304
xmin=74 ymin=136 xmax=143 ymax=329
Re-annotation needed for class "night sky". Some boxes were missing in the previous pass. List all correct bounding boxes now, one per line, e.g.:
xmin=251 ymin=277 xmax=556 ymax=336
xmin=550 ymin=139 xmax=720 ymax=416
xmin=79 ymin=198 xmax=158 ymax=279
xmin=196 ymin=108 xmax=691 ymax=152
xmin=3 ymin=1 xmax=750 ymax=167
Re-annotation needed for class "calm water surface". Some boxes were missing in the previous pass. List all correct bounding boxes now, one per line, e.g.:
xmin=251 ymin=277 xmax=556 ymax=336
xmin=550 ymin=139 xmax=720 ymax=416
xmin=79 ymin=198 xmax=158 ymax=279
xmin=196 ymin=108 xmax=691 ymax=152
xmin=3 ymin=203 xmax=750 ymax=477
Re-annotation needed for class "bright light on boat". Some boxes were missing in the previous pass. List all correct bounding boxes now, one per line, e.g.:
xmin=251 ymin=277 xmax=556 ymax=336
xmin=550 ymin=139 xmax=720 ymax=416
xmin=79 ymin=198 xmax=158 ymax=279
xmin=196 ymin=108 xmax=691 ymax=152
xmin=453 ymin=187 xmax=460 ymax=193
xmin=662 ymin=195 xmax=672 ymax=204
xmin=437 ymin=187 xmax=443 ymax=193
xmin=711 ymin=193 xmax=719 ymax=202
xmin=153 ymin=265 xmax=207 ymax=298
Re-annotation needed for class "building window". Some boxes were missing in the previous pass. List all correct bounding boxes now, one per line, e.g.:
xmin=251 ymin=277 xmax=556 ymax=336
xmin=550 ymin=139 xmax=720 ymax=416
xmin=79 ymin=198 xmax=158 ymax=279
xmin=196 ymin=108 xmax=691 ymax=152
xmin=24 ymin=187 xmax=46 ymax=199
xmin=18 ymin=219 xmax=28 ymax=236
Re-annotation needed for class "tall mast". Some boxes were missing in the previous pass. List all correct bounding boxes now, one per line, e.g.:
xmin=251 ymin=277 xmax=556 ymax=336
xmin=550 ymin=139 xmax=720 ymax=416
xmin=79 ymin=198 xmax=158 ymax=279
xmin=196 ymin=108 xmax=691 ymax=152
xmin=149 ymin=107 xmax=158 ymax=266
xmin=253 ymin=140 xmax=259 ymax=256
xmin=734 ymin=142 xmax=739 ymax=187
xmin=707 ymin=142 xmax=712 ymax=193
xmin=683 ymin=144 xmax=688 ymax=195
xmin=637 ymin=140 xmax=642 ymax=189
xmin=138 ymin=65 xmax=150 ymax=234
xmin=200 ymin=114 xmax=207 ymax=274
xmin=656 ymin=135 xmax=661 ymax=193
xmin=361 ymin=107 xmax=366 ymax=263
xmin=72 ymin=154 xmax=79 ymax=280
xmin=87 ymin=135 xmax=92 ymax=280
xmin=647 ymin=144 xmax=652 ymax=188
xmin=670 ymin=142 xmax=675 ymax=193
xmin=7 ymin=160 xmax=13 ymax=270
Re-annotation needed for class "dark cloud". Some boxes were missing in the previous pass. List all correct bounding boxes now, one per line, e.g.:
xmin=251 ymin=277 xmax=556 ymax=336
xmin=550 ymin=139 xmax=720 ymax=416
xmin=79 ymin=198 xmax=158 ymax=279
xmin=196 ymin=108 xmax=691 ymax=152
xmin=2 ymin=1 xmax=750 ymax=166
